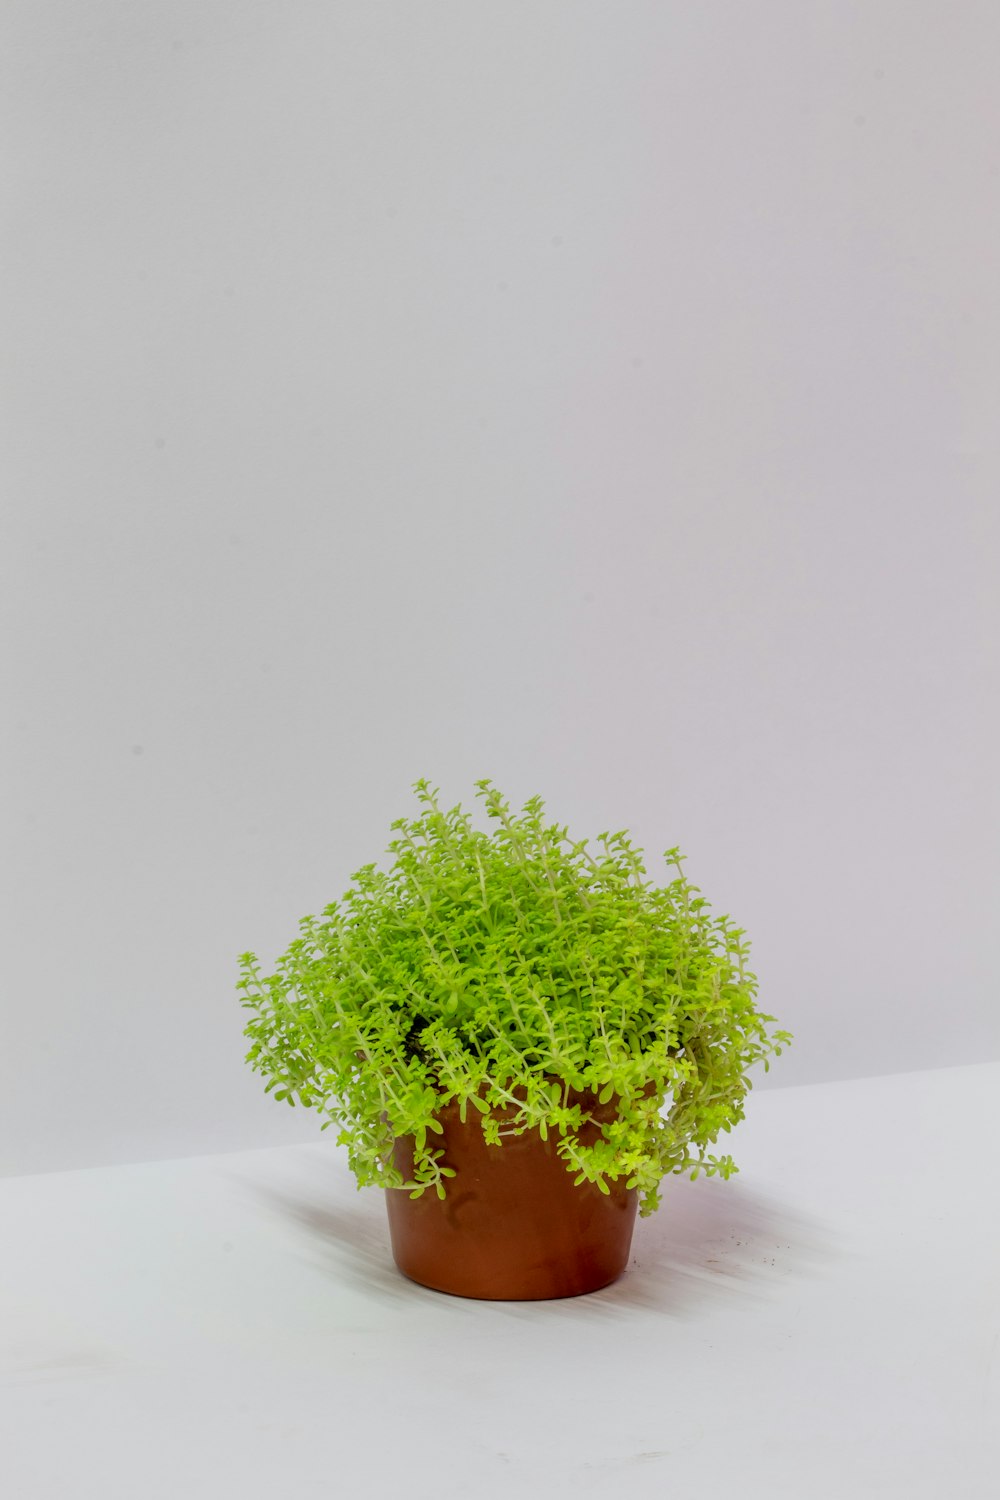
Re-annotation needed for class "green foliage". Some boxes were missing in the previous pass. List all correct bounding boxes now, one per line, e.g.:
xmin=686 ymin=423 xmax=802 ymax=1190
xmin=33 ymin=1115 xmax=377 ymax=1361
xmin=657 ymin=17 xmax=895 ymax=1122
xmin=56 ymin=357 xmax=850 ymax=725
xmin=238 ymin=779 xmax=791 ymax=1216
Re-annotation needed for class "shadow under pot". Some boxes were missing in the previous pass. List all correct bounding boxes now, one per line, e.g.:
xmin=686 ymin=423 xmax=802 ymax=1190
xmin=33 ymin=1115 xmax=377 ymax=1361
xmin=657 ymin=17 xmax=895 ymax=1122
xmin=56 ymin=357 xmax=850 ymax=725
xmin=384 ymin=1090 xmax=638 ymax=1301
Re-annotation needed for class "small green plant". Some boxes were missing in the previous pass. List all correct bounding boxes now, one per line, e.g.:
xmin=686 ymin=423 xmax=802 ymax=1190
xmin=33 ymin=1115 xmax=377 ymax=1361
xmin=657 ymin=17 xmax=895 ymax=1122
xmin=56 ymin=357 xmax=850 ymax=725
xmin=238 ymin=779 xmax=791 ymax=1216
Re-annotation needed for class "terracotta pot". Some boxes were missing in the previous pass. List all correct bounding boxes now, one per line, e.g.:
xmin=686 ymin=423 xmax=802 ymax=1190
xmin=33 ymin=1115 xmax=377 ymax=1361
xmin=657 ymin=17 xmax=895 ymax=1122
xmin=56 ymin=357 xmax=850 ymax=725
xmin=384 ymin=1089 xmax=637 ymax=1300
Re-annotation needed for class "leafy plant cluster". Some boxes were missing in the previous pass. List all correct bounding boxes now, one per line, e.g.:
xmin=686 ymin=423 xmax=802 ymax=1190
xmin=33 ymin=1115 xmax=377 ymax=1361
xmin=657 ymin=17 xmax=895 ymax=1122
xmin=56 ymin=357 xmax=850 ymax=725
xmin=238 ymin=779 xmax=791 ymax=1216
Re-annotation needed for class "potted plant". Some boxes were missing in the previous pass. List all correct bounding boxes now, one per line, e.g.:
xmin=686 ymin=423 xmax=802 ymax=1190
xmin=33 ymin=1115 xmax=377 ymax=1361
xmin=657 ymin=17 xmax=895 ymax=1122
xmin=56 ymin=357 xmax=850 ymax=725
xmin=238 ymin=778 xmax=791 ymax=1300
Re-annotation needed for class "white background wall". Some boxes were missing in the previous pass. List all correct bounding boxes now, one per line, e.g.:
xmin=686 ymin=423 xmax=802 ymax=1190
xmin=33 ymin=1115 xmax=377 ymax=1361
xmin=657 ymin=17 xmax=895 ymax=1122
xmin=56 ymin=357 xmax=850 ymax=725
xmin=2 ymin=1 xmax=998 ymax=1177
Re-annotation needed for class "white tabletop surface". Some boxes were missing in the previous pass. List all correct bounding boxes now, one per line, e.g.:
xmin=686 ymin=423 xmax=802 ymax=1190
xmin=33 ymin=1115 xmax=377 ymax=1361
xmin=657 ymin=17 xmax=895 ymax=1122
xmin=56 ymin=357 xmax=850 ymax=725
xmin=2 ymin=1061 xmax=998 ymax=1499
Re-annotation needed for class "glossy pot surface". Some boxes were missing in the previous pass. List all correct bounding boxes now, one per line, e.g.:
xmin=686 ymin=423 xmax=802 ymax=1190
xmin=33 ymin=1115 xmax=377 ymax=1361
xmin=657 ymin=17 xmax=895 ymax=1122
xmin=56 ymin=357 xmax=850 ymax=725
xmin=385 ymin=1091 xmax=637 ymax=1300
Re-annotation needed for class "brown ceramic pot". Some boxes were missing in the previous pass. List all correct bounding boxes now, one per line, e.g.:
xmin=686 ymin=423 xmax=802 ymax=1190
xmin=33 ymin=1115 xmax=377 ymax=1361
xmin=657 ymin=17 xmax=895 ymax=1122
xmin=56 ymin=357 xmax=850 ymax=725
xmin=384 ymin=1089 xmax=637 ymax=1300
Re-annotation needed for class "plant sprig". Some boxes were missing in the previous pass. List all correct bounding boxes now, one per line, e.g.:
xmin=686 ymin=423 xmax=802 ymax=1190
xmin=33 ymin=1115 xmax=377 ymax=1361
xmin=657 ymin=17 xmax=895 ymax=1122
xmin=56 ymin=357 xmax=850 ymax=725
xmin=238 ymin=779 xmax=791 ymax=1216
